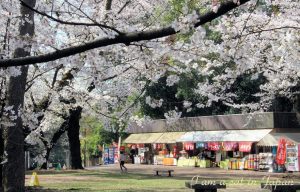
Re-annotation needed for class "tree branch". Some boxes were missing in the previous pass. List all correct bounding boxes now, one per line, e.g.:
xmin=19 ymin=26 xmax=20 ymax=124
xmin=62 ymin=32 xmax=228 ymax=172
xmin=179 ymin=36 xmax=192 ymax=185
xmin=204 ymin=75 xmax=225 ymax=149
xmin=117 ymin=0 xmax=131 ymax=14
xmin=1 ymin=0 xmax=250 ymax=67
xmin=19 ymin=0 xmax=122 ymax=34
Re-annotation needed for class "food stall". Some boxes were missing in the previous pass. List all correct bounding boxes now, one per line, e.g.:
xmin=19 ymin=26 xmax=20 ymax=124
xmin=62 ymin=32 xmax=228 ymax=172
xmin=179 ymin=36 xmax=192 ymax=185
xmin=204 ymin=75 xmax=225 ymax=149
xmin=152 ymin=132 xmax=186 ymax=166
xmin=177 ymin=130 xmax=272 ymax=170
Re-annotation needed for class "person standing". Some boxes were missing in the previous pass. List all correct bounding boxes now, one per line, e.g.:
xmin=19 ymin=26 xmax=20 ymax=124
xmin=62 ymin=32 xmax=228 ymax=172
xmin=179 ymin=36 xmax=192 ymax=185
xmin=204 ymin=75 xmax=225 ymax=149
xmin=119 ymin=151 xmax=127 ymax=172
xmin=130 ymin=148 xmax=135 ymax=164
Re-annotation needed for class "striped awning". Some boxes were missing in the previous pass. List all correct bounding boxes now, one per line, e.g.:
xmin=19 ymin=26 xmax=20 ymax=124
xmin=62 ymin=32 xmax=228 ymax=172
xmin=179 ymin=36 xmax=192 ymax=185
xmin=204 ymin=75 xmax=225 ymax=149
xmin=177 ymin=129 xmax=272 ymax=142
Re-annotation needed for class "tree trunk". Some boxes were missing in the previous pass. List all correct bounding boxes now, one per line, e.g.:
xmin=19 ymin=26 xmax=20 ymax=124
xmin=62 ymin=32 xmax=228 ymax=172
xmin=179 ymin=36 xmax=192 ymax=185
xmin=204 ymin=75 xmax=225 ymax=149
xmin=67 ymin=106 xmax=84 ymax=169
xmin=40 ymin=148 xmax=51 ymax=170
xmin=2 ymin=65 xmax=29 ymax=192
xmin=0 ymin=128 xmax=3 ymax=192
xmin=2 ymin=1 xmax=36 ymax=191
xmin=40 ymin=119 xmax=69 ymax=170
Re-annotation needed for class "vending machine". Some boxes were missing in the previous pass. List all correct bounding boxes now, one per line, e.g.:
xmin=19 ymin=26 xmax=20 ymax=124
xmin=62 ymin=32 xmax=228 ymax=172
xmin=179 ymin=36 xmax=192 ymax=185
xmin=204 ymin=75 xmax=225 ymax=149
xmin=286 ymin=143 xmax=299 ymax=172
xmin=104 ymin=148 xmax=109 ymax=165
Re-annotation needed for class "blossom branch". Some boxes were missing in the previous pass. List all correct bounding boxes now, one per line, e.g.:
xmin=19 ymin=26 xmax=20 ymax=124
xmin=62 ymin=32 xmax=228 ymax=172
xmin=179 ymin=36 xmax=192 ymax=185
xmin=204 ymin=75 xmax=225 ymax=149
xmin=1 ymin=0 xmax=250 ymax=67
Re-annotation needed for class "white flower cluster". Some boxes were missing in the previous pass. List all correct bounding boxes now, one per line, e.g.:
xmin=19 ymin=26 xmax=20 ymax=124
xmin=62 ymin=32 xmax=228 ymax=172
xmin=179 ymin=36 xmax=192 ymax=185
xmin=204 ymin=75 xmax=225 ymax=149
xmin=129 ymin=115 xmax=153 ymax=129
xmin=164 ymin=110 xmax=182 ymax=125
xmin=171 ymin=10 xmax=199 ymax=33
xmin=166 ymin=74 xmax=180 ymax=86
xmin=145 ymin=96 xmax=163 ymax=108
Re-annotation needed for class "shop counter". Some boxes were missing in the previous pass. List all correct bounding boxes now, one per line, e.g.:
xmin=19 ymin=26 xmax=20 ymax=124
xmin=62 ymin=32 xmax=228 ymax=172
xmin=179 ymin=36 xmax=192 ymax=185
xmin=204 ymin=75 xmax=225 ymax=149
xmin=154 ymin=155 xmax=164 ymax=165
xmin=197 ymin=160 xmax=211 ymax=168
xmin=163 ymin=158 xmax=177 ymax=166
xmin=219 ymin=160 xmax=229 ymax=169
xmin=177 ymin=159 xmax=196 ymax=167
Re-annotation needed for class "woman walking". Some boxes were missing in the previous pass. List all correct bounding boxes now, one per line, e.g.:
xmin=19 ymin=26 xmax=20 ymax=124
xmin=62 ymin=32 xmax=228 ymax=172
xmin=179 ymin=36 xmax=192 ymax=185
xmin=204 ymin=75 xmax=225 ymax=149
xmin=119 ymin=151 xmax=127 ymax=172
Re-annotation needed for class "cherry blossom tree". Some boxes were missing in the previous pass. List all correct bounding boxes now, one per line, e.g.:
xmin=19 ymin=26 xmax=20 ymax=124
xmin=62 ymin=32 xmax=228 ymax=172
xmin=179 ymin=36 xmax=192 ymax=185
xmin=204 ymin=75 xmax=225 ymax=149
xmin=1 ymin=0 xmax=300 ymax=191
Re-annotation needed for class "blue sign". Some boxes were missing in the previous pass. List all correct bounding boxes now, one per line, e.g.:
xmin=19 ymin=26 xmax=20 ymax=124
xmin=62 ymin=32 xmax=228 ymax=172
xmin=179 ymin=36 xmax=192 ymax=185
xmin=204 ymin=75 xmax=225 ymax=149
xmin=104 ymin=148 xmax=109 ymax=165
xmin=196 ymin=142 xmax=205 ymax=148
xmin=108 ymin=147 xmax=115 ymax=164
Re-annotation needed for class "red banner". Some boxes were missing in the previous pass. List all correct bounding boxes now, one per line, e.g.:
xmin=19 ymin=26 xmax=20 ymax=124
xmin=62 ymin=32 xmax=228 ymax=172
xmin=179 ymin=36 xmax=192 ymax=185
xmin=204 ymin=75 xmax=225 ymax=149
xmin=184 ymin=143 xmax=194 ymax=150
xmin=239 ymin=142 xmax=252 ymax=152
xmin=208 ymin=142 xmax=221 ymax=151
xmin=223 ymin=142 xmax=238 ymax=151
xmin=276 ymin=138 xmax=287 ymax=165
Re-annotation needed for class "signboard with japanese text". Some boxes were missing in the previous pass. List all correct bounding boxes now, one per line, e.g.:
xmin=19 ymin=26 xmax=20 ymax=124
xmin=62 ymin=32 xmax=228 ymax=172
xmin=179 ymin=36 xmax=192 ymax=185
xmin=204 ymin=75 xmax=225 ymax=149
xmin=184 ymin=143 xmax=194 ymax=150
xmin=276 ymin=138 xmax=287 ymax=165
xmin=208 ymin=142 xmax=221 ymax=151
xmin=223 ymin=142 xmax=238 ymax=151
xmin=239 ymin=142 xmax=252 ymax=152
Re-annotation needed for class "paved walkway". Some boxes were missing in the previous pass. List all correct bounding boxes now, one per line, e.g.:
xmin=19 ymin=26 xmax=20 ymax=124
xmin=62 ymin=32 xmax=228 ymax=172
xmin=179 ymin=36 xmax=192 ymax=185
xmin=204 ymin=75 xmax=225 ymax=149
xmin=87 ymin=164 xmax=300 ymax=192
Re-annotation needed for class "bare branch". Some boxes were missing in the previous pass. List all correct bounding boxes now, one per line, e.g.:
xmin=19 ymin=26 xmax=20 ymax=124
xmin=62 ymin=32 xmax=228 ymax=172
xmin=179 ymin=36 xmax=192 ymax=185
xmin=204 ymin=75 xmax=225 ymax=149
xmin=117 ymin=0 xmax=131 ymax=14
xmin=51 ymin=64 xmax=63 ymax=88
xmin=1 ymin=0 xmax=250 ymax=67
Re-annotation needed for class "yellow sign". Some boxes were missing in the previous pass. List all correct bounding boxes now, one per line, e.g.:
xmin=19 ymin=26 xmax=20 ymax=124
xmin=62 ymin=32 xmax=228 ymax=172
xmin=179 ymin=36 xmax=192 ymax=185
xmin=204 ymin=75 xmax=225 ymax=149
xmin=29 ymin=172 xmax=40 ymax=187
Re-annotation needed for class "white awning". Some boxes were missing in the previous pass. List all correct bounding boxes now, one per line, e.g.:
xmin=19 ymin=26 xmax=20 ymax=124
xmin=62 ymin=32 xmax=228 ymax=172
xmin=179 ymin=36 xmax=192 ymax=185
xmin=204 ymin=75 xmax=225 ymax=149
xmin=154 ymin=132 xmax=186 ymax=143
xmin=257 ymin=132 xmax=300 ymax=146
xmin=177 ymin=129 xmax=272 ymax=142
xmin=123 ymin=133 xmax=163 ymax=144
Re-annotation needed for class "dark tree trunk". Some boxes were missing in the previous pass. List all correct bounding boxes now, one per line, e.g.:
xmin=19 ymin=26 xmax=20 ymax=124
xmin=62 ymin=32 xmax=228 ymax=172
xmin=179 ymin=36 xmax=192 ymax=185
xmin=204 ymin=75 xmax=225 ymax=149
xmin=40 ymin=120 xmax=69 ymax=169
xmin=2 ymin=65 xmax=29 ymax=192
xmin=67 ymin=106 xmax=84 ymax=169
xmin=2 ymin=1 xmax=36 ymax=191
xmin=0 ymin=78 xmax=5 ymax=192
xmin=0 ymin=128 xmax=3 ymax=192
xmin=40 ymin=148 xmax=51 ymax=170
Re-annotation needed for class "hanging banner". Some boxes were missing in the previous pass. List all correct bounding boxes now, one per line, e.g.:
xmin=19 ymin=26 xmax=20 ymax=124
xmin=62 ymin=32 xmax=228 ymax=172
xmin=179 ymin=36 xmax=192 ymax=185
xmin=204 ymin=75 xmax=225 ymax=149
xmin=239 ymin=142 xmax=252 ymax=152
xmin=276 ymin=138 xmax=287 ymax=165
xmin=196 ymin=142 xmax=205 ymax=148
xmin=208 ymin=142 xmax=221 ymax=151
xmin=286 ymin=144 xmax=298 ymax=171
xmin=184 ymin=143 xmax=194 ymax=150
xmin=223 ymin=142 xmax=238 ymax=151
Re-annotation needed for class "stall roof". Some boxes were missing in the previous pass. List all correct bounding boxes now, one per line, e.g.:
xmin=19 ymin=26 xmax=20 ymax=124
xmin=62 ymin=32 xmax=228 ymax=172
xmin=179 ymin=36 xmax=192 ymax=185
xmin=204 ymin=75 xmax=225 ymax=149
xmin=257 ymin=133 xmax=300 ymax=146
xmin=123 ymin=133 xmax=163 ymax=144
xmin=177 ymin=129 xmax=272 ymax=142
xmin=154 ymin=132 xmax=186 ymax=143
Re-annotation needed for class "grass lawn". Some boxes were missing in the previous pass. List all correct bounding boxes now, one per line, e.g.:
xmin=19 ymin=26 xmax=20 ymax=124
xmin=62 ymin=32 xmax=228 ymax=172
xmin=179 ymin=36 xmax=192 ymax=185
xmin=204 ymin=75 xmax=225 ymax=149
xmin=25 ymin=169 xmax=296 ymax=192
xmin=26 ymin=170 xmax=189 ymax=192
